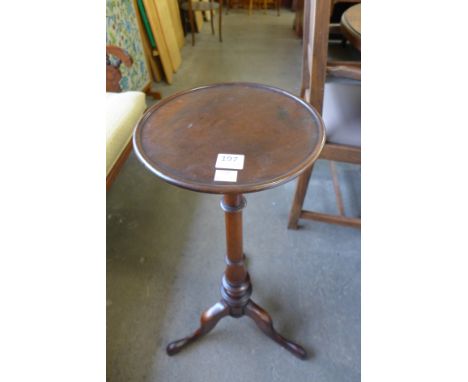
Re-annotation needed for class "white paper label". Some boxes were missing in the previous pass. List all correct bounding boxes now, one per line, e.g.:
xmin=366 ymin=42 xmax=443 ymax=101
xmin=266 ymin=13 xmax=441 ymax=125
xmin=215 ymin=153 xmax=245 ymax=170
xmin=214 ymin=170 xmax=238 ymax=182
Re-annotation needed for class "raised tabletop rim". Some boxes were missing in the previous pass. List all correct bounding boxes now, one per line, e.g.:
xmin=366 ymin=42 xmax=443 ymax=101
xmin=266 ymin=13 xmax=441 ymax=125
xmin=133 ymin=82 xmax=326 ymax=195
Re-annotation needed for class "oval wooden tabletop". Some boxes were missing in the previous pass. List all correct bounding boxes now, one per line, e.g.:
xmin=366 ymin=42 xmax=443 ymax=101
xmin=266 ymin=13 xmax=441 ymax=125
xmin=341 ymin=4 xmax=361 ymax=51
xmin=133 ymin=83 xmax=325 ymax=194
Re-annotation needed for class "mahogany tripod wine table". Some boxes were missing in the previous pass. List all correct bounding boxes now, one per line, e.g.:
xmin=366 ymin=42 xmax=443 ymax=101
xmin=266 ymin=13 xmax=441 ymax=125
xmin=133 ymin=83 xmax=325 ymax=359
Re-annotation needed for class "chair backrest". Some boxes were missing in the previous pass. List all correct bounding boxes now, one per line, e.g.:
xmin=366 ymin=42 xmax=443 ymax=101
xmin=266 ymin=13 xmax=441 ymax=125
xmin=106 ymin=45 xmax=133 ymax=92
xmin=300 ymin=0 xmax=332 ymax=115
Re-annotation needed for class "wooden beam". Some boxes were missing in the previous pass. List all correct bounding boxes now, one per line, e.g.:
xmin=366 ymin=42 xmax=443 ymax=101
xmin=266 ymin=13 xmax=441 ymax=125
xmin=153 ymin=0 xmax=182 ymax=72
xmin=320 ymin=144 xmax=361 ymax=164
xmin=327 ymin=60 xmax=361 ymax=80
xmin=329 ymin=161 xmax=345 ymax=216
xmin=300 ymin=211 xmax=361 ymax=228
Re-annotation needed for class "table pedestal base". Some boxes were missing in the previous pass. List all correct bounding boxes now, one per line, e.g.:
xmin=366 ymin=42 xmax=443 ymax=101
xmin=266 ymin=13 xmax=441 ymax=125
xmin=166 ymin=194 xmax=307 ymax=360
xmin=166 ymin=281 xmax=307 ymax=359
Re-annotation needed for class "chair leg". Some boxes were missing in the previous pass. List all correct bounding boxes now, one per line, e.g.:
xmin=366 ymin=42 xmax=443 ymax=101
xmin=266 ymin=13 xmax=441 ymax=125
xmin=277 ymin=0 xmax=280 ymax=16
xmin=219 ymin=3 xmax=223 ymax=42
xmin=287 ymin=164 xmax=314 ymax=229
xmin=188 ymin=7 xmax=196 ymax=46
xmin=210 ymin=8 xmax=215 ymax=34
xmin=329 ymin=161 xmax=345 ymax=216
xmin=249 ymin=0 xmax=253 ymax=15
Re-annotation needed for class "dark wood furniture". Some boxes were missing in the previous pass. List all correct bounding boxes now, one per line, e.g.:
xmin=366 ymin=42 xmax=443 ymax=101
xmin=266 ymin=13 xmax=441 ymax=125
xmin=295 ymin=0 xmax=360 ymax=40
xmin=329 ymin=0 xmax=361 ymax=80
xmin=133 ymin=82 xmax=325 ymax=359
xmin=340 ymin=3 xmax=360 ymax=51
xmin=288 ymin=0 xmax=361 ymax=229
xmin=226 ymin=0 xmax=279 ymax=14
xmin=181 ymin=0 xmax=223 ymax=46
xmin=248 ymin=0 xmax=280 ymax=15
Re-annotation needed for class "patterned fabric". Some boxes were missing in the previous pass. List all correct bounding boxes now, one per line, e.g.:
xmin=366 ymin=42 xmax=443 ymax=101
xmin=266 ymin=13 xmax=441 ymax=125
xmin=106 ymin=0 xmax=149 ymax=91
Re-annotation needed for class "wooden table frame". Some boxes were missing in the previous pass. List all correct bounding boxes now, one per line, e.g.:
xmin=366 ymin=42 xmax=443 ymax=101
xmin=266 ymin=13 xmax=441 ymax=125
xmin=133 ymin=82 xmax=326 ymax=359
xmin=166 ymin=193 xmax=307 ymax=359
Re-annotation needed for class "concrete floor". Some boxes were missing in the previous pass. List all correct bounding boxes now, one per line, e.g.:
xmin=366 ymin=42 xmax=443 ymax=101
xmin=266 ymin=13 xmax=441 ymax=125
xmin=107 ymin=9 xmax=360 ymax=382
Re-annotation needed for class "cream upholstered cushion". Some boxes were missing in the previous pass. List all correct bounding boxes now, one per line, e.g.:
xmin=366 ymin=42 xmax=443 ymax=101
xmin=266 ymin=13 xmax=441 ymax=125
xmin=106 ymin=91 xmax=146 ymax=175
xmin=322 ymin=79 xmax=361 ymax=147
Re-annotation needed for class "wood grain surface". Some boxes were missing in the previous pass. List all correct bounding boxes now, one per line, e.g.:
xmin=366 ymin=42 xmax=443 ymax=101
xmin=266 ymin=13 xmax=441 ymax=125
xmin=133 ymin=83 xmax=325 ymax=194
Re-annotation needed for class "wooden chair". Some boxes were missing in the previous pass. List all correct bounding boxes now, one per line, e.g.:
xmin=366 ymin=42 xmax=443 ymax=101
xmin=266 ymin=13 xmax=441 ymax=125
xmin=106 ymin=45 xmax=147 ymax=190
xmin=329 ymin=0 xmax=360 ymax=33
xmin=226 ymin=0 xmax=278 ymax=15
xmin=248 ymin=0 xmax=280 ymax=15
xmin=181 ymin=0 xmax=223 ymax=46
xmin=288 ymin=0 xmax=361 ymax=229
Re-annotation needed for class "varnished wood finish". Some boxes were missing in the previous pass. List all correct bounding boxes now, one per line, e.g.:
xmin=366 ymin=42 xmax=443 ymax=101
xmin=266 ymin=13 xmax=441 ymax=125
xmin=302 ymin=0 xmax=330 ymax=115
xmin=301 ymin=210 xmax=360 ymax=228
xmin=133 ymin=83 xmax=325 ymax=195
xmin=341 ymin=3 xmax=360 ymax=51
xmin=134 ymin=83 xmax=324 ymax=358
xmin=142 ymin=82 xmax=162 ymax=100
xmin=327 ymin=60 xmax=361 ymax=80
xmin=320 ymin=143 xmax=360 ymax=164
xmin=287 ymin=163 xmax=314 ymax=229
xmin=248 ymin=0 xmax=280 ymax=15
xmin=245 ymin=300 xmax=306 ymax=359
xmin=289 ymin=0 xmax=331 ymax=229
xmin=288 ymin=0 xmax=361 ymax=229
xmin=166 ymin=193 xmax=307 ymax=359
xmin=166 ymin=301 xmax=230 ymax=355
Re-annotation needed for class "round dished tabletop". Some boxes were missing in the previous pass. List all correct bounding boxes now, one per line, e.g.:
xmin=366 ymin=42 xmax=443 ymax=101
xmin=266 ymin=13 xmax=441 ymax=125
xmin=133 ymin=83 xmax=325 ymax=194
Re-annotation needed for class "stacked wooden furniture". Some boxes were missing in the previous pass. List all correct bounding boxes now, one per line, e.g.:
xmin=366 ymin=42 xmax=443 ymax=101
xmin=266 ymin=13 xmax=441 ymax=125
xmin=134 ymin=0 xmax=185 ymax=84
xmin=294 ymin=0 xmax=360 ymax=39
xmin=329 ymin=0 xmax=360 ymax=39
xmin=227 ymin=0 xmax=279 ymax=14
xmin=249 ymin=0 xmax=280 ymax=15
xmin=181 ymin=0 xmax=223 ymax=46
xmin=288 ymin=0 xmax=361 ymax=229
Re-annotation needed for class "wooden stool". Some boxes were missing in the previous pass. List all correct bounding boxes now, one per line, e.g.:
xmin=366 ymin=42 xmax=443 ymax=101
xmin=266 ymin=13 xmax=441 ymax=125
xmin=133 ymin=83 xmax=325 ymax=359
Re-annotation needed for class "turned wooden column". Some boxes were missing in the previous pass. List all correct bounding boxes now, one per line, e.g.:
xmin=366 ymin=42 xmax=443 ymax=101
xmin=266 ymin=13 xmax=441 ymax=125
xmin=220 ymin=194 xmax=251 ymax=317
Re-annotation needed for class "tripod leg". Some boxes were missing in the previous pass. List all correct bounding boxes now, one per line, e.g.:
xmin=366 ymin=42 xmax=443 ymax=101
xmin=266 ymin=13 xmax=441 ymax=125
xmin=167 ymin=301 xmax=230 ymax=355
xmin=245 ymin=299 xmax=307 ymax=360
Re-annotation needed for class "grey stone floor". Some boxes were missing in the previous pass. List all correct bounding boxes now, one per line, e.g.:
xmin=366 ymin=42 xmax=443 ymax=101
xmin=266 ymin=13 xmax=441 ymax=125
xmin=107 ymin=9 xmax=360 ymax=382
